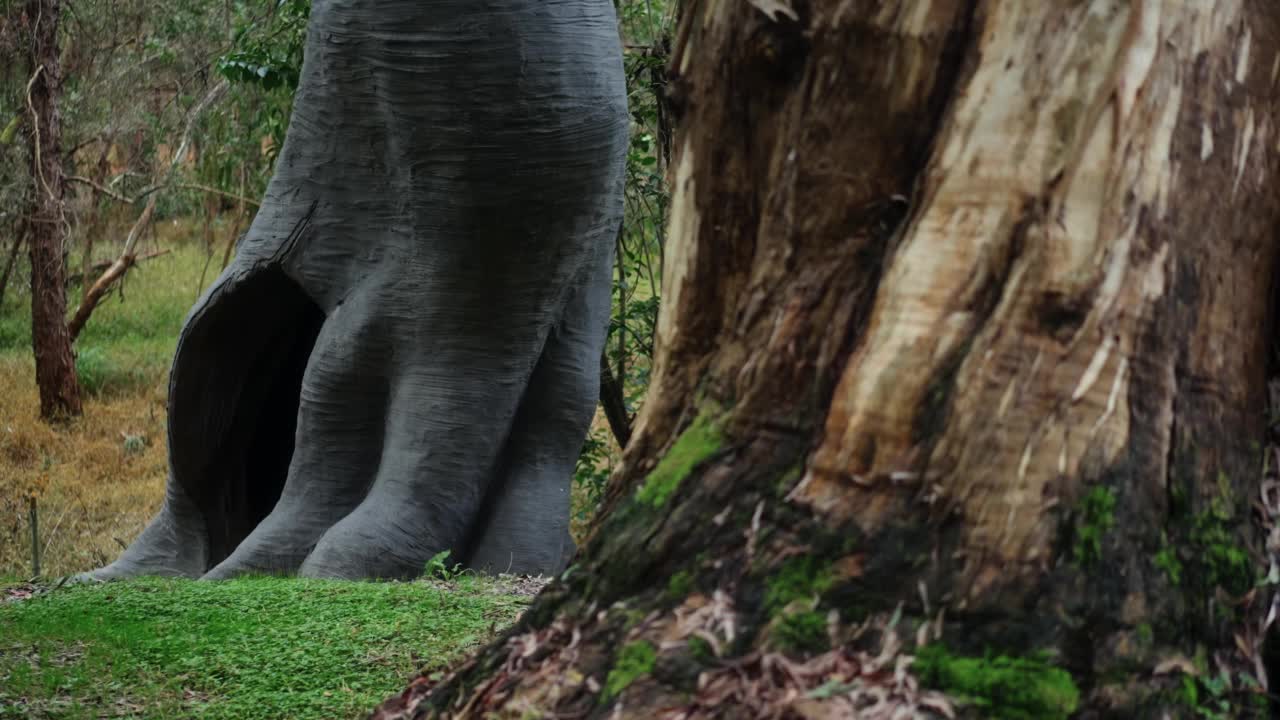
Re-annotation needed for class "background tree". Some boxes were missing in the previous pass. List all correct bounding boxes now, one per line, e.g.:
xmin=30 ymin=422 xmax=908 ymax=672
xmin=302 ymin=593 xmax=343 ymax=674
xmin=0 ymin=0 xmax=307 ymax=347
xmin=22 ymin=0 xmax=80 ymax=419
xmin=373 ymin=1 xmax=1280 ymax=718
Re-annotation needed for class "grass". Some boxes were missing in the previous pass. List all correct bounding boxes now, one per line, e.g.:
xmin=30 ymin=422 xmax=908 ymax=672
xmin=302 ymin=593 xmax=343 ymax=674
xmin=0 ymin=219 xmax=223 ymax=578
xmin=0 ymin=217 xmax=215 ymax=384
xmin=0 ymin=575 xmax=534 ymax=719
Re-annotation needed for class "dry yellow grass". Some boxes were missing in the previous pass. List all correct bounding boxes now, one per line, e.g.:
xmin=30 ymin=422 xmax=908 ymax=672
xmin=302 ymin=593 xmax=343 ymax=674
xmin=0 ymin=363 xmax=614 ymax=578
xmin=0 ymin=353 xmax=169 ymax=577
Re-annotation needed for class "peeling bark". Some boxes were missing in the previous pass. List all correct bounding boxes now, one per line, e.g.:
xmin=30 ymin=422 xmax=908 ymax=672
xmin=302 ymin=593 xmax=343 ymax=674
xmin=376 ymin=1 xmax=1280 ymax=718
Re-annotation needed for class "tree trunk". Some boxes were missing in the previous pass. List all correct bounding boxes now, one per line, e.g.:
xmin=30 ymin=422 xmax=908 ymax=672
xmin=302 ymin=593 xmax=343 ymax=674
xmin=374 ymin=1 xmax=1280 ymax=718
xmin=78 ymin=132 xmax=114 ymax=283
xmin=25 ymin=0 xmax=81 ymax=420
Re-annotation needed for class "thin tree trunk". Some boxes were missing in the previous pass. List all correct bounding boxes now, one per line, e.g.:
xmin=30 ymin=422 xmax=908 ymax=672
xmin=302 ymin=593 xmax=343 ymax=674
xmin=24 ymin=0 xmax=81 ymax=420
xmin=220 ymin=163 xmax=248 ymax=271
xmin=78 ymin=133 xmax=113 ymax=283
xmin=599 ymin=350 xmax=632 ymax=448
xmin=375 ymin=2 xmax=1280 ymax=718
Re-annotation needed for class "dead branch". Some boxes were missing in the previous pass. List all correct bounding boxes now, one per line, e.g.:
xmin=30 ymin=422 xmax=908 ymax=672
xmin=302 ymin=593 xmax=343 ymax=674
xmin=172 ymin=182 xmax=260 ymax=208
xmin=65 ymin=177 xmax=258 ymax=208
xmin=67 ymin=255 xmax=136 ymax=341
xmin=66 ymin=248 xmax=169 ymax=286
xmin=64 ymin=175 xmax=132 ymax=203
xmin=67 ymin=80 xmax=228 ymax=342
xmin=67 ymin=200 xmax=154 ymax=342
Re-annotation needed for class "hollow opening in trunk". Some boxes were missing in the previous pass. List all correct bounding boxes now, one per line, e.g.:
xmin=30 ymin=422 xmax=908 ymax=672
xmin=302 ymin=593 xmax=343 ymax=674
xmin=168 ymin=266 xmax=325 ymax=568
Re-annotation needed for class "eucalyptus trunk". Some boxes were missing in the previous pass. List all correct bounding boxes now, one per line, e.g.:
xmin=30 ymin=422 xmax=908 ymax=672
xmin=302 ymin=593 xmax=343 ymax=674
xmin=24 ymin=0 xmax=81 ymax=420
xmin=374 ymin=2 xmax=1280 ymax=718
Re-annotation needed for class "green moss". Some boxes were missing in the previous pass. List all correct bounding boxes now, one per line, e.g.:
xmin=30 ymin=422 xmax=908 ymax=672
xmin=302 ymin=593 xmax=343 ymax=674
xmin=1182 ymin=481 xmax=1254 ymax=594
xmin=636 ymin=412 xmax=723 ymax=507
xmin=1155 ymin=537 xmax=1183 ymax=585
xmin=666 ymin=570 xmax=693 ymax=599
xmin=765 ymin=556 xmax=834 ymax=614
xmin=1189 ymin=508 xmax=1253 ymax=597
xmin=604 ymin=640 xmax=657 ymax=700
xmin=1160 ymin=475 xmax=1255 ymax=605
xmin=1136 ymin=623 xmax=1154 ymax=645
xmin=775 ymin=610 xmax=828 ymax=653
xmin=913 ymin=645 xmax=1080 ymax=720
xmin=1072 ymin=486 xmax=1116 ymax=566
xmin=687 ymin=636 xmax=713 ymax=663
xmin=620 ymin=608 xmax=648 ymax=630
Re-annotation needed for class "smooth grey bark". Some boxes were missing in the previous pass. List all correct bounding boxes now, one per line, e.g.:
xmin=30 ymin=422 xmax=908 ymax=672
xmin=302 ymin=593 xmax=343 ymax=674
xmin=88 ymin=0 xmax=628 ymax=581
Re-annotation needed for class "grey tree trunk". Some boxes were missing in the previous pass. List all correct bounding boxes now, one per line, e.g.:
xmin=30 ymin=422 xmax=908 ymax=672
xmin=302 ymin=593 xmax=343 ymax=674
xmin=89 ymin=0 xmax=628 ymax=581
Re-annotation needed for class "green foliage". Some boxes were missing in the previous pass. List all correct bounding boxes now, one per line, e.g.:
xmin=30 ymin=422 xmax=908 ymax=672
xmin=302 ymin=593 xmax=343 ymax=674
xmin=1155 ymin=535 xmax=1183 ymax=585
xmin=1072 ymin=486 xmax=1116 ymax=566
xmin=687 ymin=636 xmax=713 ymax=663
xmin=0 ymin=576 xmax=528 ymax=719
xmin=74 ymin=346 xmax=148 ymax=397
xmin=573 ymin=429 xmax=614 ymax=518
xmin=572 ymin=0 xmax=672 ymax=518
xmin=1189 ymin=505 xmax=1254 ymax=596
xmin=217 ymin=0 xmax=311 ymax=92
xmin=666 ymin=570 xmax=693 ymax=599
xmin=636 ymin=411 xmax=722 ymax=507
xmin=774 ymin=609 xmax=827 ymax=654
xmin=913 ymin=645 xmax=1081 ymax=720
xmin=424 ymin=549 xmax=464 ymax=581
xmin=604 ymin=640 xmax=657 ymax=700
xmin=764 ymin=556 xmax=834 ymax=614
xmin=1178 ymin=670 xmax=1240 ymax=720
xmin=1162 ymin=478 xmax=1255 ymax=599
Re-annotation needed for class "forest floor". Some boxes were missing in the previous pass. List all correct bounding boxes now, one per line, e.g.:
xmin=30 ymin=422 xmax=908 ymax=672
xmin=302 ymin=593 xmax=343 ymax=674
xmin=0 ymin=223 xmax=211 ymax=578
xmin=0 ymin=574 xmax=542 ymax=719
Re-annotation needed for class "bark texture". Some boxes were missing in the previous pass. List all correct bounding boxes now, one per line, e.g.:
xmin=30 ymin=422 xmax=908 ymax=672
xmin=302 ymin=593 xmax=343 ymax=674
xmin=375 ymin=1 xmax=1280 ymax=718
xmin=24 ymin=0 xmax=81 ymax=420
xmin=89 ymin=0 xmax=628 ymax=582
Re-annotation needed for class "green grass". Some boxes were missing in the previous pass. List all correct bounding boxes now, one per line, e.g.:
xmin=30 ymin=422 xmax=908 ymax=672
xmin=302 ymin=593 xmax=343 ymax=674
xmin=0 ymin=235 xmax=214 ymax=396
xmin=0 ymin=576 xmax=530 ymax=719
